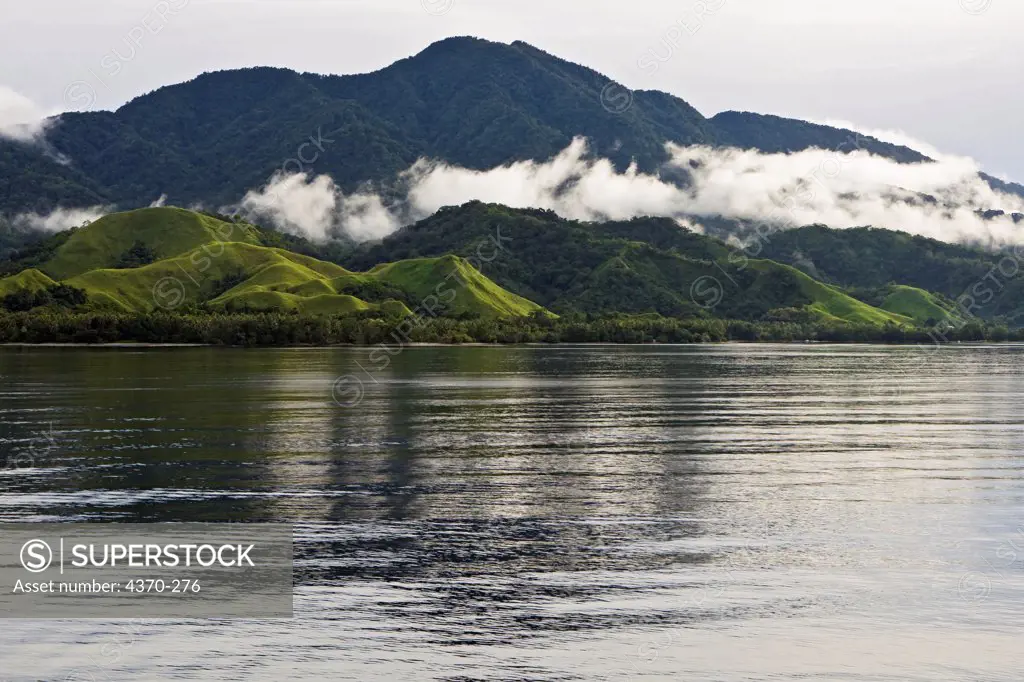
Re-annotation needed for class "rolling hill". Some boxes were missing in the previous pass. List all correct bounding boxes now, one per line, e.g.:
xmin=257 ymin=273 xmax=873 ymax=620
xmin=0 ymin=207 xmax=547 ymax=319
xmin=873 ymin=285 xmax=958 ymax=325
xmin=0 ymin=203 xmax=943 ymax=329
xmin=754 ymin=224 xmax=1024 ymax=323
xmin=347 ymin=201 xmax=912 ymax=326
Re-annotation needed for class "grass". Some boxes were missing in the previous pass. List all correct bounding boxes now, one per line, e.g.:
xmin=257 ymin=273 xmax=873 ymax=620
xmin=0 ymin=268 xmax=58 ymax=296
xmin=746 ymin=261 xmax=913 ymax=326
xmin=878 ymin=285 xmax=956 ymax=324
xmin=42 ymin=207 xmax=262 ymax=280
xmin=574 ymin=245 xmax=911 ymax=326
xmin=26 ymin=208 xmax=549 ymax=318
xmin=3 ymin=206 xmax=920 ymax=326
xmin=371 ymin=255 xmax=547 ymax=318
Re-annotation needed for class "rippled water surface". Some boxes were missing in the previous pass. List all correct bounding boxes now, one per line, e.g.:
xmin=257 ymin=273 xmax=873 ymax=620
xmin=1 ymin=345 xmax=1023 ymax=680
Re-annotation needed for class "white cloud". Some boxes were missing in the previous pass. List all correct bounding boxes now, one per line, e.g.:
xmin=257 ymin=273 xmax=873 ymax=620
xmin=239 ymin=172 xmax=338 ymax=241
xmin=236 ymin=129 xmax=1024 ymax=249
xmin=668 ymin=143 xmax=1024 ymax=246
xmin=401 ymin=138 xmax=682 ymax=222
xmin=237 ymin=171 xmax=399 ymax=242
xmin=12 ymin=206 xmax=109 ymax=232
xmin=0 ymin=86 xmax=50 ymax=143
xmin=337 ymin=193 xmax=400 ymax=242
xmin=811 ymin=118 xmax=949 ymax=162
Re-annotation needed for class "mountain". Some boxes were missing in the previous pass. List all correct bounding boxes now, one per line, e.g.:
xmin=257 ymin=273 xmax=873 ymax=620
xmin=0 ymin=207 xmax=546 ymax=318
xmin=3 ymin=37 xmax=974 ymax=216
xmin=710 ymin=112 xmax=930 ymax=163
xmin=347 ymin=201 xmax=910 ymax=325
xmin=0 ymin=138 xmax=111 ymax=214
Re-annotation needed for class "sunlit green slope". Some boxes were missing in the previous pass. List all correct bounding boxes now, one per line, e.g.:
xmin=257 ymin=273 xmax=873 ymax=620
xmin=41 ymin=207 xmax=263 ymax=280
xmin=0 ymin=268 xmax=58 ymax=296
xmin=876 ymin=285 xmax=957 ymax=324
xmin=1 ymin=207 xmax=547 ymax=318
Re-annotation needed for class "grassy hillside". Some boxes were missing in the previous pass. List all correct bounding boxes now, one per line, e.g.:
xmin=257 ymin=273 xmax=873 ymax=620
xmin=42 ymin=207 xmax=263 ymax=280
xmin=878 ymin=285 xmax=955 ymax=324
xmin=0 ymin=204 xmax=961 ymax=329
xmin=208 ymin=251 xmax=541 ymax=318
xmin=843 ymin=284 xmax=959 ymax=325
xmin=0 ymin=207 xmax=546 ymax=319
xmin=786 ymin=268 xmax=910 ymax=325
xmin=370 ymin=256 xmax=543 ymax=318
xmin=0 ymin=268 xmax=58 ymax=296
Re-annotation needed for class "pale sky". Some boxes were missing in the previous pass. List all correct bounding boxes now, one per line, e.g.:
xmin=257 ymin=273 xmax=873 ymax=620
xmin=1 ymin=0 xmax=1020 ymax=179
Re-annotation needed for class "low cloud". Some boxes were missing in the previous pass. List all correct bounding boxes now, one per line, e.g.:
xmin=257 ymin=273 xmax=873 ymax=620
xmin=237 ymin=171 xmax=398 ymax=242
xmin=0 ymin=86 xmax=51 ymax=143
xmin=237 ymin=132 xmax=1024 ymax=248
xmin=11 ymin=206 xmax=109 ymax=232
xmin=401 ymin=138 xmax=681 ymax=222
xmin=668 ymin=143 xmax=1024 ymax=246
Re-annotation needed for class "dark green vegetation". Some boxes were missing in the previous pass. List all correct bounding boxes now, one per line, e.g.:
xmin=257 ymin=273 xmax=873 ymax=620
xmin=757 ymin=225 xmax=1024 ymax=324
xmin=0 ymin=309 xmax=1011 ymax=346
xmin=709 ymin=112 xmax=930 ymax=164
xmin=348 ymin=202 xmax=912 ymax=325
xmin=6 ymin=37 xmax=1022 ymax=216
xmin=2 ymin=203 xmax=1021 ymax=345
xmin=0 ymin=142 xmax=109 ymax=214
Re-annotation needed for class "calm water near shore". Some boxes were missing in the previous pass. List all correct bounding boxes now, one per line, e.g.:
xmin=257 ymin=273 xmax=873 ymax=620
xmin=1 ymin=345 xmax=1023 ymax=680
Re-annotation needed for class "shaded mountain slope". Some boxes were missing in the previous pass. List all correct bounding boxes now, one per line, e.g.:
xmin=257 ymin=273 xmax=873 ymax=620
xmin=7 ymin=37 xmax=982 ymax=215
xmin=757 ymin=224 xmax=1024 ymax=323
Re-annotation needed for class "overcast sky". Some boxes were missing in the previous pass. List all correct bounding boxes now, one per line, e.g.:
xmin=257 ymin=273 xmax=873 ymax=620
xmin=1 ymin=0 xmax=1020 ymax=178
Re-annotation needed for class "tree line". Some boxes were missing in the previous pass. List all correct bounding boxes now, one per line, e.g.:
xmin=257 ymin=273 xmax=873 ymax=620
xmin=0 ymin=309 xmax=1015 ymax=346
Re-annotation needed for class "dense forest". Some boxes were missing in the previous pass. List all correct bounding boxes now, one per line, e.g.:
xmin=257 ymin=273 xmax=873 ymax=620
xmin=0 ymin=309 xmax=1009 ymax=346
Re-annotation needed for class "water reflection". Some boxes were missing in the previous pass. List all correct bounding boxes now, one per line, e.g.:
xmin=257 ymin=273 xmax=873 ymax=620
xmin=1 ymin=345 xmax=1024 ymax=680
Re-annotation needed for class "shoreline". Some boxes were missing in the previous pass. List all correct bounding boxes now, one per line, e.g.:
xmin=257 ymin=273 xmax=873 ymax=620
xmin=0 ymin=340 xmax=1012 ymax=349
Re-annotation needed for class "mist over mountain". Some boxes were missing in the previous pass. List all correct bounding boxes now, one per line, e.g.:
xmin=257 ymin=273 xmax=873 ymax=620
xmin=3 ymin=36 xmax=1022 ymax=249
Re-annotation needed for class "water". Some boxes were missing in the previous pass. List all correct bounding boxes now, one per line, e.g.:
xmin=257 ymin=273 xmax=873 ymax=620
xmin=1 ymin=344 xmax=1023 ymax=680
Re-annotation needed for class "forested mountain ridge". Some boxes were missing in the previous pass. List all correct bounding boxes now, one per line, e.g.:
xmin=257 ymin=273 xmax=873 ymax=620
xmin=2 ymin=36 xmax=986 ymax=216
xmin=709 ymin=111 xmax=929 ymax=163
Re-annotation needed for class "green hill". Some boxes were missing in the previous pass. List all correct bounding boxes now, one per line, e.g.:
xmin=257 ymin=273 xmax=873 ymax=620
xmin=42 ymin=207 xmax=263 ymax=280
xmin=0 ymin=207 xmax=547 ymax=319
xmin=859 ymin=284 xmax=957 ymax=325
xmin=746 ymin=260 xmax=910 ymax=326
xmin=0 ymin=268 xmax=58 ymax=296
xmin=206 ymin=251 xmax=541 ymax=318
xmin=0 ymin=204 xmax=958 ymax=329
xmin=756 ymin=225 xmax=1024 ymax=323
xmin=349 ymin=202 xmax=913 ymax=326
xmin=879 ymin=285 xmax=956 ymax=324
